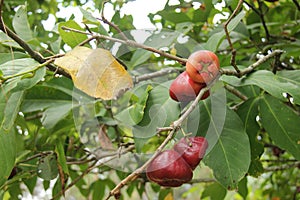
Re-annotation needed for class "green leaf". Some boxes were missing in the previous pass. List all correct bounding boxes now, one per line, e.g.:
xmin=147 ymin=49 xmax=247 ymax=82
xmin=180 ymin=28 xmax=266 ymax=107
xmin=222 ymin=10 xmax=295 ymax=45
xmin=0 ymin=58 xmax=40 ymax=77
xmin=0 ymin=52 xmax=28 ymax=65
xmin=156 ymin=10 xmax=191 ymax=24
xmin=12 ymin=67 xmax=46 ymax=92
xmin=92 ymin=180 xmax=105 ymax=200
xmin=202 ymin=182 xmax=227 ymax=200
xmin=186 ymin=84 xmax=227 ymax=140
xmin=204 ymin=108 xmax=251 ymax=189
xmin=237 ymin=98 xmax=264 ymax=177
xmin=21 ymin=82 xmax=72 ymax=113
xmin=0 ymin=32 xmax=22 ymax=49
xmin=227 ymin=11 xmax=246 ymax=32
xmin=192 ymin=0 xmax=213 ymax=23
xmin=58 ymin=20 xmax=88 ymax=48
xmin=79 ymin=7 xmax=99 ymax=24
xmin=37 ymin=154 xmax=58 ymax=180
xmin=238 ymin=177 xmax=248 ymax=199
xmin=175 ymin=22 xmax=194 ymax=34
xmin=12 ymin=5 xmax=33 ymax=41
xmin=21 ymin=77 xmax=76 ymax=130
xmin=130 ymin=30 xmax=182 ymax=68
xmin=204 ymin=11 xmax=245 ymax=52
xmin=133 ymin=81 xmax=180 ymax=152
xmin=221 ymin=70 xmax=300 ymax=105
xmin=237 ymin=97 xmax=264 ymax=159
xmin=0 ymin=130 xmax=16 ymax=188
xmin=259 ymin=94 xmax=300 ymax=160
xmin=55 ymin=140 xmax=69 ymax=175
xmin=158 ymin=188 xmax=173 ymax=200
xmin=42 ymin=102 xmax=73 ymax=130
xmin=0 ymin=91 xmax=24 ymax=133
xmin=115 ymin=84 xmax=152 ymax=126
xmin=205 ymin=31 xmax=225 ymax=52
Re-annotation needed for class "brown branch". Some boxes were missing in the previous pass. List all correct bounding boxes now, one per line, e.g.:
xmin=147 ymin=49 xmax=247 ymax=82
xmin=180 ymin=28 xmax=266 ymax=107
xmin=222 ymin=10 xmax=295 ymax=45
xmin=293 ymin=0 xmax=300 ymax=11
xmin=61 ymin=26 xmax=187 ymax=65
xmin=220 ymin=49 xmax=284 ymax=76
xmin=52 ymin=145 xmax=134 ymax=200
xmin=224 ymin=84 xmax=248 ymax=101
xmin=257 ymin=0 xmax=270 ymax=41
xmin=134 ymin=67 xmax=181 ymax=84
xmin=264 ymin=161 xmax=300 ymax=172
xmin=100 ymin=0 xmax=128 ymax=41
xmin=0 ymin=8 xmax=70 ymax=78
xmin=16 ymin=151 xmax=53 ymax=164
xmin=223 ymin=0 xmax=243 ymax=75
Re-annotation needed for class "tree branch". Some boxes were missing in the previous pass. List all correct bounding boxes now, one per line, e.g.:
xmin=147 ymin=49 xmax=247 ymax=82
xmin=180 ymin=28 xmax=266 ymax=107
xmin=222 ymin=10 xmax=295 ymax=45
xmin=264 ymin=161 xmax=300 ymax=172
xmin=223 ymin=0 xmax=243 ymax=75
xmin=220 ymin=49 xmax=284 ymax=76
xmin=61 ymin=26 xmax=187 ymax=65
xmin=224 ymin=84 xmax=248 ymax=101
xmin=293 ymin=0 xmax=300 ymax=11
xmin=100 ymin=0 xmax=129 ymax=41
xmin=258 ymin=0 xmax=270 ymax=41
xmin=0 ymin=59 xmax=54 ymax=83
xmin=134 ymin=67 xmax=181 ymax=84
xmin=0 ymin=3 xmax=70 ymax=78
xmin=52 ymin=145 xmax=135 ymax=200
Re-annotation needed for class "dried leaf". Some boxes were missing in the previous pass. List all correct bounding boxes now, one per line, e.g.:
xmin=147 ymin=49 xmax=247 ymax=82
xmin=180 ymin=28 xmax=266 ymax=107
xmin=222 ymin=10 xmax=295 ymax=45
xmin=98 ymin=125 xmax=115 ymax=150
xmin=54 ymin=46 xmax=133 ymax=100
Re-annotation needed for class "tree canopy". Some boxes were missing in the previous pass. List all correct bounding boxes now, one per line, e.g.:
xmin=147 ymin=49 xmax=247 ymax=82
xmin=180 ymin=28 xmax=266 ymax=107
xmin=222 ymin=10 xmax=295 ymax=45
xmin=0 ymin=0 xmax=300 ymax=199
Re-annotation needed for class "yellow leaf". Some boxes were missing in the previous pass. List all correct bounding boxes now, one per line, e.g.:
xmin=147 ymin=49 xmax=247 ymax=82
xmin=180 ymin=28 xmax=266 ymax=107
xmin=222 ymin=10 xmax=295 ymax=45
xmin=164 ymin=192 xmax=174 ymax=200
xmin=54 ymin=46 xmax=133 ymax=100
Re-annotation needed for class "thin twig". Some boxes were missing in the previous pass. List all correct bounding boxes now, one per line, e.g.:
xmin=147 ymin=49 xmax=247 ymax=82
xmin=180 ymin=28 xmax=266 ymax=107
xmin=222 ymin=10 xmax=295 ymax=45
xmin=16 ymin=151 xmax=53 ymax=164
xmin=0 ymin=59 xmax=54 ymax=83
xmin=224 ymin=84 xmax=248 ymax=101
xmin=0 ymin=7 xmax=70 ymax=78
xmin=223 ymin=0 xmax=243 ymax=75
xmin=258 ymin=0 xmax=270 ymax=41
xmin=78 ymin=35 xmax=99 ymax=46
xmin=264 ymin=161 xmax=300 ymax=172
xmin=220 ymin=49 xmax=284 ymax=76
xmin=100 ymin=0 xmax=128 ymax=41
xmin=52 ymin=145 xmax=134 ymax=200
xmin=293 ymin=0 xmax=300 ymax=11
xmin=61 ymin=26 xmax=187 ymax=65
xmin=134 ymin=67 xmax=181 ymax=84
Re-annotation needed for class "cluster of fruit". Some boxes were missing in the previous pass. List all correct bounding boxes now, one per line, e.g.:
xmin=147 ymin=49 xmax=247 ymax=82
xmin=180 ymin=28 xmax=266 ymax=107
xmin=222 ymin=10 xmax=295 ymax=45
xmin=169 ymin=50 xmax=220 ymax=102
xmin=146 ymin=136 xmax=208 ymax=187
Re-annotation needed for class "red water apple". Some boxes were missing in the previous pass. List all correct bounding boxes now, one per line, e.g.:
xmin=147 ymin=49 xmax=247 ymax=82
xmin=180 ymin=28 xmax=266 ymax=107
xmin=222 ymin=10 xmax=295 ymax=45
xmin=169 ymin=71 xmax=209 ymax=102
xmin=173 ymin=136 xmax=208 ymax=170
xmin=186 ymin=50 xmax=220 ymax=84
xmin=146 ymin=149 xmax=193 ymax=187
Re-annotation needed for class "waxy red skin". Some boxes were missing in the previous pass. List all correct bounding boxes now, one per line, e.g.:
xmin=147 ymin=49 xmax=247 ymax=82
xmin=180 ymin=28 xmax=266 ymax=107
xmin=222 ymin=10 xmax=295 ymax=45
xmin=173 ymin=137 xmax=208 ymax=170
xmin=186 ymin=50 xmax=220 ymax=84
xmin=169 ymin=71 xmax=210 ymax=102
xmin=146 ymin=150 xmax=193 ymax=187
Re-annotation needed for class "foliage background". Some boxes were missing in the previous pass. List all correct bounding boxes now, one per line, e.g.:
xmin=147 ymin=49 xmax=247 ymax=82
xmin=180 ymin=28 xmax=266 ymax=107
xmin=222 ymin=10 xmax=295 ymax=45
xmin=0 ymin=0 xmax=300 ymax=199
